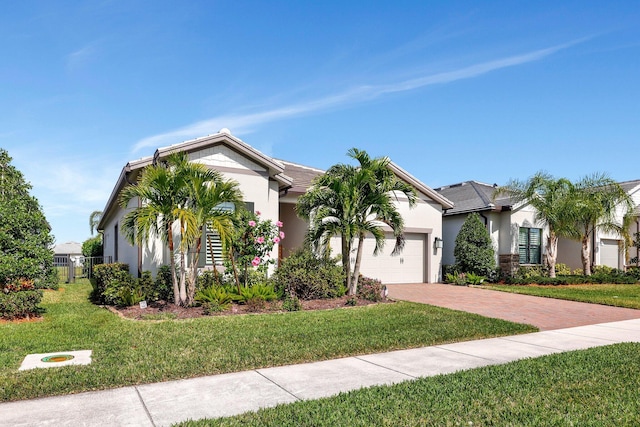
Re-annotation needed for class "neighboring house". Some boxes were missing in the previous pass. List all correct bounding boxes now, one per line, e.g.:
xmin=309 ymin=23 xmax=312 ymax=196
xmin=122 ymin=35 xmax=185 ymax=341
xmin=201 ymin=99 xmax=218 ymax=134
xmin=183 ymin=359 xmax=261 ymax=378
xmin=98 ymin=129 xmax=453 ymax=284
xmin=557 ymin=179 xmax=640 ymax=271
xmin=434 ymin=181 xmax=550 ymax=276
xmin=53 ymin=241 xmax=83 ymax=267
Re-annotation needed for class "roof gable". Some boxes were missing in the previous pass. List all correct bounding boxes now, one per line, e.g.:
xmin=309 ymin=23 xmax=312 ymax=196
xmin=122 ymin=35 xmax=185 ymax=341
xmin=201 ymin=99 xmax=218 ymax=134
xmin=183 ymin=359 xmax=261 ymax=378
xmin=435 ymin=181 xmax=512 ymax=215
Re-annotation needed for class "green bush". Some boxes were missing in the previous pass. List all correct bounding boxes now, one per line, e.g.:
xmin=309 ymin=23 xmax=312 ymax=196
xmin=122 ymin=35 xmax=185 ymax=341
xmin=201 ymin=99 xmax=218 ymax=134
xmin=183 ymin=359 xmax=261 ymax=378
xmin=91 ymin=263 xmax=132 ymax=305
xmin=155 ymin=265 xmax=174 ymax=302
xmin=282 ymin=294 xmax=301 ymax=311
xmin=0 ymin=278 xmax=43 ymax=319
xmin=235 ymin=283 xmax=278 ymax=303
xmin=453 ymin=213 xmax=496 ymax=277
xmin=554 ymin=263 xmax=572 ymax=276
xmin=357 ymin=276 xmax=385 ymax=302
xmin=0 ymin=289 xmax=43 ymax=319
xmin=195 ymin=286 xmax=233 ymax=310
xmin=273 ymin=247 xmax=346 ymax=300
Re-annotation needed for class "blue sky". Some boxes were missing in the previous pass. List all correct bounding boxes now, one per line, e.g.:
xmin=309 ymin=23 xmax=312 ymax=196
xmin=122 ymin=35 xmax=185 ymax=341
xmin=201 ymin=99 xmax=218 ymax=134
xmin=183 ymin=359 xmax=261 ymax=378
xmin=2 ymin=1 xmax=639 ymax=245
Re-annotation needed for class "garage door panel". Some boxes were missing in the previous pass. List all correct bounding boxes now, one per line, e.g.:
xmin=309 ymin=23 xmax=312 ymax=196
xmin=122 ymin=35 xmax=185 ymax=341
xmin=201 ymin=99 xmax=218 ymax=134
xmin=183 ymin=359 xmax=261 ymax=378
xmin=357 ymin=233 xmax=425 ymax=284
xmin=600 ymin=239 xmax=620 ymax=269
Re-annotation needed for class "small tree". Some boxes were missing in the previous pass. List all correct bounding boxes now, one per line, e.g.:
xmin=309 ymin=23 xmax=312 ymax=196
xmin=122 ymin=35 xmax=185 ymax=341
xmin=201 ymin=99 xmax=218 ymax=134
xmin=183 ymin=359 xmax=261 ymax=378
xmin=0 ymin=149 xmax=57 ymax=289
xmin=453 ymin=213 xmax=496 ymax=277
xmin=82 ymin=235 xmax=103 ymax=257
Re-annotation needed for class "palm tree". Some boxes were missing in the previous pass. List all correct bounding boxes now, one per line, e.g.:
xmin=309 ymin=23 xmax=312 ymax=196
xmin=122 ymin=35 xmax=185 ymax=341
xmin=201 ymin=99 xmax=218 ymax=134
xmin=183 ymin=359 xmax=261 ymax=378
xmin=89 ymin=210 xmax=102 ymax=235
xmin=495 ymin=172 xmax=577 ymax=278
xmin=184 ymin=167 xmax=243 ymax=305
xmin=569 ymin=173 xmax=633 ymax=276
xmin=119 ymin=153 xmax=196 ymax=306
xmin=297 ymin=148 xmax=416 ymax=295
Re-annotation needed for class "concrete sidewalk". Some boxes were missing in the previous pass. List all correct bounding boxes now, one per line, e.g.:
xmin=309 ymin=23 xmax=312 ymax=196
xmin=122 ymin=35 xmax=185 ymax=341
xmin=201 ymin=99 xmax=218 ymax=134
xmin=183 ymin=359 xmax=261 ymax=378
xmin=2 ymin=319 xmax=640 ymax=427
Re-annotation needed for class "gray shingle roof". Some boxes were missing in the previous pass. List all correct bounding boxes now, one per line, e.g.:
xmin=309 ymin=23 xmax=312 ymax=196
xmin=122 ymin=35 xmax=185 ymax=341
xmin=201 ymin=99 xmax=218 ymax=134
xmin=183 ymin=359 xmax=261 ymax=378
xmin=434 ymin=181 xmax=512 ymax=215
xmin=618 ymin=179 xmax=640 ymax=193
xmin=53 ymin=241 xmax=83 ymax=255
xmin=276 ymin=159 xmax=325 ymax=194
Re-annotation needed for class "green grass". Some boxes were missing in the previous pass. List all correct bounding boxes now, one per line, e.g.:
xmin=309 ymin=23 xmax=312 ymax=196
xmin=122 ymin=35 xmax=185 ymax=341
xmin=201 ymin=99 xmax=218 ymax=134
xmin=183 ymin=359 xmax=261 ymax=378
xmin=0 ymin=280 xmax=535 ymax=402
xmin=486 ymin=283 xmax=640 ymax=309
xmin=177 ymin=343 xmax=640 ymax=426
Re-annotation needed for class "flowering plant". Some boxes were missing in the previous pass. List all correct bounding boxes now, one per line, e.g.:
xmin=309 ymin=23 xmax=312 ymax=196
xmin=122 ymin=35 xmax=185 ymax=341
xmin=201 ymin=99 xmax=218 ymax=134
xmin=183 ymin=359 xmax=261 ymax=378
xmin=228 ymin=209 xmax=284 ymax=287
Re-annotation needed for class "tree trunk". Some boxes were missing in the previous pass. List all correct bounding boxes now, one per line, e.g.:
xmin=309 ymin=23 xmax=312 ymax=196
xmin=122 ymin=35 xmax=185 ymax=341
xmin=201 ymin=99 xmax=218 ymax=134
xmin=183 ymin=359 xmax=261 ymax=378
xmin=342 ymin=235 xmax=351 ymax=293
xmin=179 ymin=249 xmax=187 ymax=305
xmin=168 ymin=228 xmax=180 ymax=306
xmin=581 ymin=233 xmax=592 ymax=276
xmin=207 ymin=234 xmax=221 ymax=286
xmin=186 ymin=237 xmax=202 ymax=306
xmin=229 ymin=251 xmax=241 ymax=294
xmin=350 ymin=234 xmax=365 ymax=296
xmin=545 ymin=231 xmax=558 ymax=278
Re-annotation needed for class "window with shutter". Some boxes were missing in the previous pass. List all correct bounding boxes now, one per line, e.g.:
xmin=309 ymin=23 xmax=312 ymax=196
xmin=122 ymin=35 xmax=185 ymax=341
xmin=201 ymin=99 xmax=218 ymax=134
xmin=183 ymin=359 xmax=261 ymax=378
xmin=518 ymin=227 xmax=542 ymax=264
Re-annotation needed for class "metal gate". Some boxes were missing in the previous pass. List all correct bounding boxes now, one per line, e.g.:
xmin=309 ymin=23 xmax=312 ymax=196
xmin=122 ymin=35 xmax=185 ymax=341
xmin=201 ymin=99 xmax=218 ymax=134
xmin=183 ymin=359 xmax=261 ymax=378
xmin=53 ymin=255 xmax=112 ymax=283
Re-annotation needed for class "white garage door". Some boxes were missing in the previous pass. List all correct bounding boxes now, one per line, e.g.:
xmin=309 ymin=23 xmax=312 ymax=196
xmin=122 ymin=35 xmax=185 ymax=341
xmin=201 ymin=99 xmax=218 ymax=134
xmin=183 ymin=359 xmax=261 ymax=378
xmin=600 ymin=239 xmax=621 ymax=269
xmin=356 ymin=233 xmax=426 ymax=284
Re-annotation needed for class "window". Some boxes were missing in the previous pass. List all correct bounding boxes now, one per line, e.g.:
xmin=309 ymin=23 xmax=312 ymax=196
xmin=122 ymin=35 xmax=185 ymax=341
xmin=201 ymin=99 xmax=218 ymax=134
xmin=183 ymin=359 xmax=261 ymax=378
xmin=204 ymin=202 xmax=252 ymax=266
xmin=519 ymin=227 xmax=541 ymax=264
xmin=114 ymin=224 xmax=118 ymax=262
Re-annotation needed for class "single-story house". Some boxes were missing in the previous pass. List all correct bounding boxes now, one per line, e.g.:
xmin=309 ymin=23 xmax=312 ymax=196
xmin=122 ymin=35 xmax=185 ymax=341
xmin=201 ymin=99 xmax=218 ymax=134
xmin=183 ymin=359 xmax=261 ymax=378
xmin=53 ymin=241 xmax=84 ymax=267
xmin=98 ymin=129 xmax=454 ymax=284
xmin=434 ymin=181 xmax=550 ymax=276
xmin=557 ymin=179 xmax=640 ymax=271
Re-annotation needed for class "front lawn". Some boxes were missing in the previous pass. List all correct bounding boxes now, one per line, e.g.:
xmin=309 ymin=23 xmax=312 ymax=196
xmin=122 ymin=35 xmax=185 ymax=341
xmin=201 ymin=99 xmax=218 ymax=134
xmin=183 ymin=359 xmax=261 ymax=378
xmin=486 ymin=283 xmax=640 ymax=309
xmin=178 ymin=342 xmax=640 ymax=426
xmin=0 ymin=280 xmax=535 ymax=402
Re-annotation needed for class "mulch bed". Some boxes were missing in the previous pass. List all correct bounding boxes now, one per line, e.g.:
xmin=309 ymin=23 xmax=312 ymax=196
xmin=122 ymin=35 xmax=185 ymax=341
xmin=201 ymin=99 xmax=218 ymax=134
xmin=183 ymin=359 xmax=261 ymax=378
xmin=112 ymin=296 xmax=391 ymax=320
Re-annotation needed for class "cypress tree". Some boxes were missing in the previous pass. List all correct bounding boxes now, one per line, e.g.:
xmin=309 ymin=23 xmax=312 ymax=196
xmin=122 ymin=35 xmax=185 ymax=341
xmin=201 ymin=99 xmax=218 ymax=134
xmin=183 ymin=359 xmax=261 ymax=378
xmin=453 ymin=212 xmax=496 ymax=277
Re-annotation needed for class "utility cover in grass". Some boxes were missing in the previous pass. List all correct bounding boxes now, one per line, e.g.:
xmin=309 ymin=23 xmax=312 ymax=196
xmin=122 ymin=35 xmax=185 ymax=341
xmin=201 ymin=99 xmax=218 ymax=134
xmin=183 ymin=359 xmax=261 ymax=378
xmin=19 ymin=350 xmax=92 ymax=371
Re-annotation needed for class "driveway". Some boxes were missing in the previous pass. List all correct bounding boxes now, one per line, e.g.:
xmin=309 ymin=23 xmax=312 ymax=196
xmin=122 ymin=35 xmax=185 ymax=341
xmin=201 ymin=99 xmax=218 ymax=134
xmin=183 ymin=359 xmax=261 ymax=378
xmin=387 ymin=283 xmax=640 ymax=330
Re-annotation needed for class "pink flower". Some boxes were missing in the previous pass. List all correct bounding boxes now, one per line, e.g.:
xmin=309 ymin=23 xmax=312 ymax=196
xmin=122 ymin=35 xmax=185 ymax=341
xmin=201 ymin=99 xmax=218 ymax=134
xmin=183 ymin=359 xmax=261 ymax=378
xmin=273 ymin=236 xmax=281 ymax=243
xmin=256 ymin=211 xmax=261 ymax=216
xmin=248 ymin=220 xmax=256 ymax=227
xmin=276 ymin=221 xmax=283 ymax=228
xmin=279 ymin=231 xmax=285 ymax=239
xmin=251 ymin=256 xmax=261 ymax=266
xmin=255 ymin=236 xmax=265 ymax=244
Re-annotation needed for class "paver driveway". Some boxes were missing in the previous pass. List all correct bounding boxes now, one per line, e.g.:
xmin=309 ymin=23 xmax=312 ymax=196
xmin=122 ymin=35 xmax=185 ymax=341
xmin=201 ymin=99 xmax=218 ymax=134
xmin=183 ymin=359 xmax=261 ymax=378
xmin=387 ymin=283 xmax=640 ymax=330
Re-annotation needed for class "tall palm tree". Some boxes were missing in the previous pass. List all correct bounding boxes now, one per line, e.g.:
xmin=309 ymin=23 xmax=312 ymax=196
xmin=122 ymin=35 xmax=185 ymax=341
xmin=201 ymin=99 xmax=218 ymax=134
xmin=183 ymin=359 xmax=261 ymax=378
xmin=89 ymin=210 xmax=103 ymax=236
xmin=184 ymin=167 xmax=243 ymax=305
xmin=119 ymin=153 xmax=196 ymax=306
xmin=495 ymin=172 xmax=577 ymax=278
xmin=569 ymin=173 xmax=633 ymax=276
xmin=297 ymin=148 xmax=416 ymax=295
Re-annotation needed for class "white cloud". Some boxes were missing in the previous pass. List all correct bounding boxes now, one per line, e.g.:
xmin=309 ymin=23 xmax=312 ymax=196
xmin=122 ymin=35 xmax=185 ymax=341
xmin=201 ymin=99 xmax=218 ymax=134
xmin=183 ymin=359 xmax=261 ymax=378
xmin=133 ymin=39 xmax=586 ymax=153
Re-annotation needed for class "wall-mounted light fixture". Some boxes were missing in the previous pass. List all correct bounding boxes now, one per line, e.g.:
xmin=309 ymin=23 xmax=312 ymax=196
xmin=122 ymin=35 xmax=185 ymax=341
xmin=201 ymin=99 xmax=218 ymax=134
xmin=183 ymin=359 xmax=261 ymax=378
xmin=434 ymin=237 xmax=443 ymax=249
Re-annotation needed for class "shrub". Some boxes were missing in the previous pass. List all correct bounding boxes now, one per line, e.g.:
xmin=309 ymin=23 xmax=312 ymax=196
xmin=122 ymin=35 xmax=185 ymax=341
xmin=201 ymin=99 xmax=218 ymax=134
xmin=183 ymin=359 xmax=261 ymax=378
xmin=357 ymin=276 xmax=385 ymax=302
xmin=273 ymin=247 xmax=346 ymax=300
xmin=282 ymin=294 xmax=301 ymax=311
xmin=445 ymin=272 xmax=469 ymax=286
xmin=155 ymin=265 xmax=173 ymax=302
xmin=554 ymin=263 xmax=572 ymax=276
xmin=0 ymin=278 xmax=43 ymax=319
xmin=117 ymin=285 xmax=144 ymax=307
xmin=235 ymin=283 xmax=278 ymax=303
xmin=91 ymin=263 xmax=132 ymax=305
xmin=453 ymin=213 xmax=496 ymax=277
xmin=515 ymin=265 xmax=548 ymax=279
xmin=466 ymin=272 xmax=485 ymax=285
xmin=0 ymin=289 xmax=43 ymax=319
xmin=345 ymin=296 xmax=357 ymax=306
xmin=195 ymin=286 xmax=233 ymax=310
